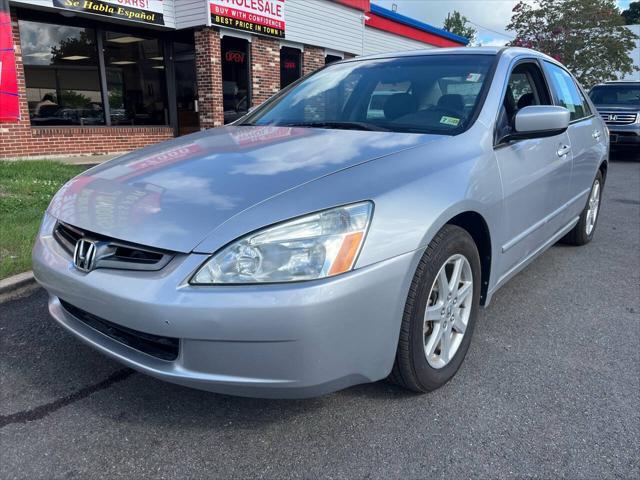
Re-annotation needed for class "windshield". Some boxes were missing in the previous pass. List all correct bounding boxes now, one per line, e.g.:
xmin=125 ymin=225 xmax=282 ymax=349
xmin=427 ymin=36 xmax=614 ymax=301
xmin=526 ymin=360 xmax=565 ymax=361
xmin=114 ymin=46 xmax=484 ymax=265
xmin=590 ymin=85 xmax=640 ymax=106
xmin=242 ymin=55 xmax=496 ymax=135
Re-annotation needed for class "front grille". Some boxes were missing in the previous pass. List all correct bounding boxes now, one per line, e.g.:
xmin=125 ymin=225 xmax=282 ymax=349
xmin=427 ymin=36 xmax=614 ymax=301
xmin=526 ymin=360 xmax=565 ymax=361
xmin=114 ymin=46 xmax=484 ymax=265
xmin=53 ymin=221 xmax=174 ymax=271
xmin=53 ymin=222 xmax=83 ymax=255
xmin=599 ymin=111 xmax=637 ymax=125
xmin=59 ymin=299 xmax=179 ymax=361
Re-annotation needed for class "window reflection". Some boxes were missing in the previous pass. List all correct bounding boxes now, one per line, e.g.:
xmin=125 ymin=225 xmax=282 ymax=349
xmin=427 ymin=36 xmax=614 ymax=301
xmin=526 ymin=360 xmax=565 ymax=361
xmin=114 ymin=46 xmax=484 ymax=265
xmin=103 ymin=32 xmax=168 ymax=125
xmin=19 ymin=20 xmax=104 ymax=126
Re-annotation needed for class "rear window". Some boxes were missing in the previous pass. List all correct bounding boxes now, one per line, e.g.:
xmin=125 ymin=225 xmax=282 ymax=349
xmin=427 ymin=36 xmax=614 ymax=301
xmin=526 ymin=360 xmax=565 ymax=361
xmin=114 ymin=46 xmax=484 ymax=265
xmin=243 ymin=54 xmax=496 ymax=135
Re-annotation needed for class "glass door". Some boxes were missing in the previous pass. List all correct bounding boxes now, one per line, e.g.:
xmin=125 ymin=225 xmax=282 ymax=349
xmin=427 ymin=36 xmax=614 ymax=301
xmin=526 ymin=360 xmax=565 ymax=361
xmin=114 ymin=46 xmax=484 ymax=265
xmin=173 ymin=31 xmax=199 ymax=135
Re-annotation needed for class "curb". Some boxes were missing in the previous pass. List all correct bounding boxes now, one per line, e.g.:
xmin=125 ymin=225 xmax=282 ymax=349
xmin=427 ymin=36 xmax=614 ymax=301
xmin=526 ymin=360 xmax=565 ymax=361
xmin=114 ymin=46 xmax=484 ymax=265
xmin=0 ymin=271 xmax=36 ymax=295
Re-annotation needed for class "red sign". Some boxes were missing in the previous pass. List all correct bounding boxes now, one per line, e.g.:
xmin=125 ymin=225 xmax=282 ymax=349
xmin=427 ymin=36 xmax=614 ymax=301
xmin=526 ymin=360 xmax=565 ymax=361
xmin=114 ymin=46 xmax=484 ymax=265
xmin=210 ymin=0 xmax=285 ymax=38
xmin=225 ymin=50 xmax=246 ymax=63
xmin=0 ymin=1 xmax=19 ymax=123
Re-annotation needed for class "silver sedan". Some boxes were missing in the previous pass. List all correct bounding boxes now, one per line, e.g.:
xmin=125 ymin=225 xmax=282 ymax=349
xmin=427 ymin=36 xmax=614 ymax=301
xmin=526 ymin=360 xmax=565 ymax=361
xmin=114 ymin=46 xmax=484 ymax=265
xmin=33 ymin=47 xmax=608 ymax=398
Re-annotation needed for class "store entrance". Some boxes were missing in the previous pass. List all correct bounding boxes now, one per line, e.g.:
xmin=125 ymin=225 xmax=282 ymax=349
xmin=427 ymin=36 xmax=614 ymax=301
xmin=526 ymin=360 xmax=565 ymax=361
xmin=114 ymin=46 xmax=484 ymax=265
xmin=221 ymin=36 xmax=250 ymax=124
xmin=173 ymin=31 xmax=200 ymax=135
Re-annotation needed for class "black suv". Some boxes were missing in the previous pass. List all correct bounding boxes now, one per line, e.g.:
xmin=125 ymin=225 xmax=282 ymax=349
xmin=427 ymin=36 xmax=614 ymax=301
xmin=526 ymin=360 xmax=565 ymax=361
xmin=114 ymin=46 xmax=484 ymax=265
xmin=589 ymin=81 xmax=640 ymax=151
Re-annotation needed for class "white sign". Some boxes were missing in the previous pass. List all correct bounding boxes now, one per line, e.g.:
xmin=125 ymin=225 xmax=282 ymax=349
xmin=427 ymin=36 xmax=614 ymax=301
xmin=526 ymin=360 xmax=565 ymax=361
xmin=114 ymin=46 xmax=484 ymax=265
xmin=209 ymin=0 xmax=286 ymax=38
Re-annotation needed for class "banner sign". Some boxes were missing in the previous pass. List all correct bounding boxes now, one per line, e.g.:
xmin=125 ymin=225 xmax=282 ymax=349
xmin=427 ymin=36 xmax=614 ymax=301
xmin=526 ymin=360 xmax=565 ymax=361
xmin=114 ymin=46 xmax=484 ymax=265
xmin=52 ymin=0 xmax=165 ymax=26
xmin=210 ymin=0 xmax=285 ymax=38
xmin=0 ymin=0 xmax=19 ymax=123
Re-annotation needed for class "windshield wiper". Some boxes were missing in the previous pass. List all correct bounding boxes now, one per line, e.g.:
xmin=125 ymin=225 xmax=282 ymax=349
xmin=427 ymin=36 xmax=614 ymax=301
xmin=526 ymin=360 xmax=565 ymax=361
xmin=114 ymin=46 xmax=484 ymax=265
xmin=279 ymin=121 xmax=391 ymax=132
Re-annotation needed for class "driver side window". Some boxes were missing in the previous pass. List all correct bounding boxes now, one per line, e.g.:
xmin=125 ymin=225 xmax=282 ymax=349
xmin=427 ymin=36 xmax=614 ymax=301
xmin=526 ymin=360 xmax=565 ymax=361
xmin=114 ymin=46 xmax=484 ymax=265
xmin=496 ymin=61 xmax=552 ymax=142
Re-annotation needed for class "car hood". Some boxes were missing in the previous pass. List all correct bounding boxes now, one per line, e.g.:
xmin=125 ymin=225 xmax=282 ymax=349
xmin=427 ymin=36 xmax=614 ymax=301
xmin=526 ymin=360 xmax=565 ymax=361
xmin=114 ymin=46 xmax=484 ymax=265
xmin=594 ymin=104 xmax=640 ymax=112
xmin=48 ymin=126 xmax=438 ymax=253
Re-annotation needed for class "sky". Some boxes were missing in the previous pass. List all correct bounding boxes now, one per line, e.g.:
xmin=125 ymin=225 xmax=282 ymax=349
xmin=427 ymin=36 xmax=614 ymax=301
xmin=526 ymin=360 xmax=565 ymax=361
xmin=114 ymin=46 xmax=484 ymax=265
xmin=373 ymin=0 xmax=633 ymax=46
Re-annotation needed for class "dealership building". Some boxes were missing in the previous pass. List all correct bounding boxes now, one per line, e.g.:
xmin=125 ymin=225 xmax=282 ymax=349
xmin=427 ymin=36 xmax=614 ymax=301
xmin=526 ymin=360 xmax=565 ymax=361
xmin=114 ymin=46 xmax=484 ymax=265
xmin=0 ymin=0 xmax=467 ymax=159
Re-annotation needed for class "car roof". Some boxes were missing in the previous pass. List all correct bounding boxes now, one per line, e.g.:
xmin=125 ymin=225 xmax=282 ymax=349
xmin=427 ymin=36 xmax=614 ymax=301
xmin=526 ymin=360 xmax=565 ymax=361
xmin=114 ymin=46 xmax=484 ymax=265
xmin=348 ymin=46 xmax=554 ymax=62
xmin=594 ymin=81 xmax=640 ymax=85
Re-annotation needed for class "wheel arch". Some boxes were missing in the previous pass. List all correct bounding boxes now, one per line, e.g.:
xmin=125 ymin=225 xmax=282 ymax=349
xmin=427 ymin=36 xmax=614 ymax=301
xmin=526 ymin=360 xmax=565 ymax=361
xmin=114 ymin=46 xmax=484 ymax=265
xmin=598 ymin=159 xmax=608 ymax=184
xmin=446 ymin=211 xmax=492 ymax=305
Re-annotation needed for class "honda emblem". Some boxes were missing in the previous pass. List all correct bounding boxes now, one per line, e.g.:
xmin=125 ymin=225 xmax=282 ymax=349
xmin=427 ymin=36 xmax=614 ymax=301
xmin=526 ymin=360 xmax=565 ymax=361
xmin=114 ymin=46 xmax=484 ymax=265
xmin=73 ymin=239 xmax=97 ymax=272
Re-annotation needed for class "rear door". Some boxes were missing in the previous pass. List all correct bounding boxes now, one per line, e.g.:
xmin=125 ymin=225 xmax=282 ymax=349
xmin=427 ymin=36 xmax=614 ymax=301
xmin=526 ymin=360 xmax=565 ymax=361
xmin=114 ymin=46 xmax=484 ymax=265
xmin=543 ymin=61 xmax=604 ymax=217
xmin=493 ymin=59 xmax=574 ymax=278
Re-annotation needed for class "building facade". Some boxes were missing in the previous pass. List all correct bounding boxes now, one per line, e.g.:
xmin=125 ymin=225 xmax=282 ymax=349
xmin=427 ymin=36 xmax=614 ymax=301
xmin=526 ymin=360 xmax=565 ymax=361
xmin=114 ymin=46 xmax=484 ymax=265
xmin=0 ymin=0 xmax=467 ymax=159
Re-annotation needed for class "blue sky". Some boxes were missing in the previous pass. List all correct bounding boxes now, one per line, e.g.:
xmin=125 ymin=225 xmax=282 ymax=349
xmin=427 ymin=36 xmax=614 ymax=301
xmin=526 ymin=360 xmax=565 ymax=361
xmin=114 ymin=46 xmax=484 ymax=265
xmin=374 ymin=0 xmax=633 ymax=46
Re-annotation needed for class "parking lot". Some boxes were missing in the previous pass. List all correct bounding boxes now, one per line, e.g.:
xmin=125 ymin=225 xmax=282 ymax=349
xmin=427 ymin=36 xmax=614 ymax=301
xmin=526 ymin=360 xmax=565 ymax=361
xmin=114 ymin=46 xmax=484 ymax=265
xmin=1 ymin=155 xmax=638 ymax=479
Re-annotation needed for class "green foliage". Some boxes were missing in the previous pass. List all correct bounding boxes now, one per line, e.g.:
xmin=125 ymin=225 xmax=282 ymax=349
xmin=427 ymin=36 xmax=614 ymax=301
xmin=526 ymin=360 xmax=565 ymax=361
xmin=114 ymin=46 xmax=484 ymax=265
xmin=508 ymin=0 xmax=639 ymax=87
xmin=0 ymin=161 xmax=84 ymax=279
xmin=621 ymin=1 xmax=640 ymax=24
xmin=443 ymin=11 xmax=477 ymax=44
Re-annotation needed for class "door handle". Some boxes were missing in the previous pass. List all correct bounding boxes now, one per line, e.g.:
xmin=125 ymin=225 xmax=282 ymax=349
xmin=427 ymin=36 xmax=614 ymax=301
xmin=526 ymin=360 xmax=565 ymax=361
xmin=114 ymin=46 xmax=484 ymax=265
xmin=592 ymin=130 xmax=601 ymax=140
xmin=557 ymin=145 xmax=571 ymax=157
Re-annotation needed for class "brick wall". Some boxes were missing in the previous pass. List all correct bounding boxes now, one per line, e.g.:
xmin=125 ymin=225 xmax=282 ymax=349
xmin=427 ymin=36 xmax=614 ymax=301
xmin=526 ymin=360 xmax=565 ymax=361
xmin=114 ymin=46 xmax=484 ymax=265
xmin=251 ymin=36 xmax=280 ymax=107
xmin=0 ymin=9 xmax=174 ymax=160
xmin=194 ymin=28 xmax=224 ymax=129
xmin=303 ymin=46 xmax=326 ymax=76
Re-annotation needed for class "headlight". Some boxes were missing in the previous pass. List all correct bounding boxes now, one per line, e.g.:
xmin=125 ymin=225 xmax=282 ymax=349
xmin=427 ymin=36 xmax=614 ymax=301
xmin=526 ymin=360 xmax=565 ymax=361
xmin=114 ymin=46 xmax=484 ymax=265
xmin=191 ymin=201 xmax=373 ymax=284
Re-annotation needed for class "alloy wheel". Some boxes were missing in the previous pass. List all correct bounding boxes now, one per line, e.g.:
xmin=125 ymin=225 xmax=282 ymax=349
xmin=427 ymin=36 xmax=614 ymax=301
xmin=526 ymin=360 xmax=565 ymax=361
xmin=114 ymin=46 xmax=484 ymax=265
xmin=586 ymin=179 xmax=601 ymax=236
xmin=423 ymin=254 xmax=473 ymax=369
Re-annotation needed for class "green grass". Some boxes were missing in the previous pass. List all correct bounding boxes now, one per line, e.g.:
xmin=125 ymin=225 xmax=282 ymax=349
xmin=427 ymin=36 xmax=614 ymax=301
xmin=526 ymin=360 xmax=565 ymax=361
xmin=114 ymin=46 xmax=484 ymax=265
xmin=0 ymin=161 xmax=85 ymax=279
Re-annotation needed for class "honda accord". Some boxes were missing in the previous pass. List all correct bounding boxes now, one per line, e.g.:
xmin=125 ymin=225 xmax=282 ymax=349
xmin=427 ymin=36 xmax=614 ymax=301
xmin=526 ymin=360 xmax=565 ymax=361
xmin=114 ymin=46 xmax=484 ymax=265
xmin=33 ymin=47 xmax=608 ymax=398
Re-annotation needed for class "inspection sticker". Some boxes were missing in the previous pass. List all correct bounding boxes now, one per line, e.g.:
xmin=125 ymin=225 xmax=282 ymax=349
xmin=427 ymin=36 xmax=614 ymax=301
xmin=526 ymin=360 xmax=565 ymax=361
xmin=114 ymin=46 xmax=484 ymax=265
xmin=440 ymin=116 xmax=460 ymax=126
xmin=466 ymin=73 xmax=482 ymax=82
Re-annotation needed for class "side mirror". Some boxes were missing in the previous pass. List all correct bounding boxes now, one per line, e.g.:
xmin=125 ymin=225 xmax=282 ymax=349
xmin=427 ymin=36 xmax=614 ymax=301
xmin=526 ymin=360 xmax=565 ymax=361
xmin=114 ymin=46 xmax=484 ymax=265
xmin=509 ymin=106 xmax=570 ymax=140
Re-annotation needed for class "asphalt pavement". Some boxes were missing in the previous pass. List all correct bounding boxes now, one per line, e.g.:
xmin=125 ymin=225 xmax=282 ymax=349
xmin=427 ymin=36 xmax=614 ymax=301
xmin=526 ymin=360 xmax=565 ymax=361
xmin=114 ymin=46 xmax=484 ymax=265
xmin=1 ymin=153 xmax=638 ymax=479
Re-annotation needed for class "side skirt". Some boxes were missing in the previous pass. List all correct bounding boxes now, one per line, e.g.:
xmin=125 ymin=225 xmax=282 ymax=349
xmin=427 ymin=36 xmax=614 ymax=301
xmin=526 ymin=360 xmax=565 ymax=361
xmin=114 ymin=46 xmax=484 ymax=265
xmin=483 ymin=215 xmax=579 ymax=307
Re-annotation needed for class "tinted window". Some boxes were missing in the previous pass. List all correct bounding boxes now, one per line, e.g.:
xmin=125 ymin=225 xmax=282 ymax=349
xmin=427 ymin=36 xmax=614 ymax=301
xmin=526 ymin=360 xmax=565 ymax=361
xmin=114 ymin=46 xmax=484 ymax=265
xmin=545 ymin=62 xmax=589 ymax=121
xmin=19 ymin=20 xmax=104 ymax=126
xmin=590 ymin=85 xmax=640 ymax=106
xmin=244 ymin=55 xmax=495 ymax=134
xmin=103 ymin=31 xmax=168 ymax=125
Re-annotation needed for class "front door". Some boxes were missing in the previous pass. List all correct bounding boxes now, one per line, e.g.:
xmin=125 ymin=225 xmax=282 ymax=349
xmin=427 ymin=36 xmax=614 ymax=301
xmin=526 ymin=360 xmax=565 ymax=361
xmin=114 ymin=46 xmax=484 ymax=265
xmin=494 ymin=60 xmax=574 ymax=280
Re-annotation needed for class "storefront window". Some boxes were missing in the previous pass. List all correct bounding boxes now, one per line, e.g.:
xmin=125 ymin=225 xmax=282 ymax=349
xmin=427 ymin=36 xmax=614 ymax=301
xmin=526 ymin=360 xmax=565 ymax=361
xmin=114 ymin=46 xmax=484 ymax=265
xmin=19 ymin=20 xmax=104 ymax=126
xmin=280 ymin=47 xmax=301 ymax=88
xmin=221 ymin=36 xmax=250 ymax=124
xmin=103 ymin=32 xmax=168 ymax=125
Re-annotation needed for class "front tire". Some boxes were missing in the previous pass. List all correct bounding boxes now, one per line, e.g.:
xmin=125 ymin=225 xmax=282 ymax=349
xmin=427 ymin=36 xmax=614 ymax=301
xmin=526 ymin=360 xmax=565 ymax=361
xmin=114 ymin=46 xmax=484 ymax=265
xmin=561 ymin=170 xmax=603 ymax=246
xmin=389 ymin=225 xmax=481 ymax=392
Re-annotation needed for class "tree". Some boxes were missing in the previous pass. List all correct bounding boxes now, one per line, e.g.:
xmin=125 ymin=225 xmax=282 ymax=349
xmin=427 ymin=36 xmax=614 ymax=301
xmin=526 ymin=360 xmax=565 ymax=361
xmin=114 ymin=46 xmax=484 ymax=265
xmin=621 ymin=1 xmax=640 ymax=24
xmin=443 ymin=11 xmax=477 ymax=44
xmin=508 ymin=0 xmax=639 ymax=87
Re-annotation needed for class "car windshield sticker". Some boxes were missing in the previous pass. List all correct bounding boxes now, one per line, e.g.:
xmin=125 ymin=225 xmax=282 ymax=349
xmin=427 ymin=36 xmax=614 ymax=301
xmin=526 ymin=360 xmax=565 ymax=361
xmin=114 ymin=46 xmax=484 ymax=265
xmin=466 ymin=73 xmax=482 ymax=82
xmin=440 ymin=116 xmax=460 ymax=126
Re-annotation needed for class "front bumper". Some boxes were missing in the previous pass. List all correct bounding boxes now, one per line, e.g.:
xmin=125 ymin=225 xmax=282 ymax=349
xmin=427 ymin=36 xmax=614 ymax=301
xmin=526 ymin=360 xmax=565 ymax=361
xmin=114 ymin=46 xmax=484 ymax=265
xmin=32 ymin=216 xmax=420 ymax=398
xmin=607 ymin=124 xmax=640 ymax=148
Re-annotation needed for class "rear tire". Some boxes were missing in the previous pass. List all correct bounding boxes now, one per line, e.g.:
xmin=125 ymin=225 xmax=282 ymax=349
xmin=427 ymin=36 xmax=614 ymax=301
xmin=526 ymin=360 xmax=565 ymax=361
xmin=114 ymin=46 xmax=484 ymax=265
xmin=389 ymin=225 xmax=481 ymax=392
xmin=561 ymin=170 xmax=603 ymax=246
